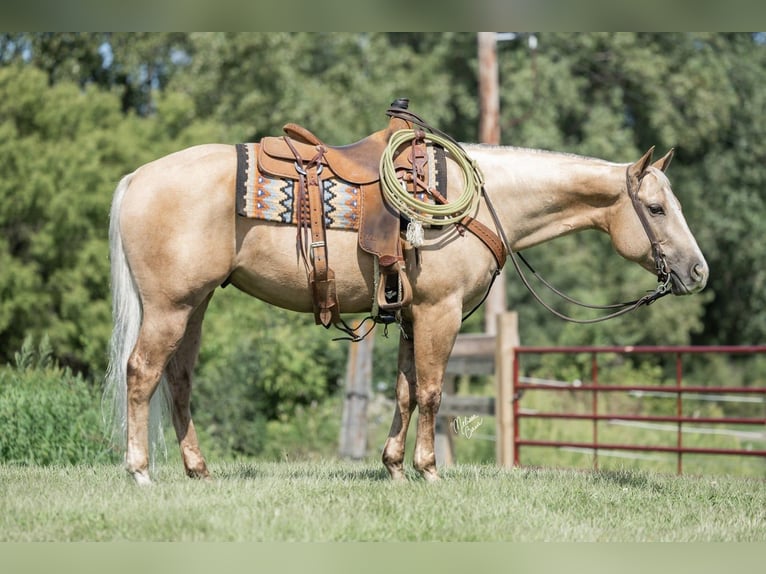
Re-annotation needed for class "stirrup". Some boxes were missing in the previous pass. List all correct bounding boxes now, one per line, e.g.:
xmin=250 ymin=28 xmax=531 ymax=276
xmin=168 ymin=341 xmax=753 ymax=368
xmin=375 ymin=263 xmax=412 ymax=322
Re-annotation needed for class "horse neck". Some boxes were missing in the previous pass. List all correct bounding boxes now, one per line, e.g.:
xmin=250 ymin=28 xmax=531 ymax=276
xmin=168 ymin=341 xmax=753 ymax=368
xmin=470 ymin=145 xmax=628 ymax=250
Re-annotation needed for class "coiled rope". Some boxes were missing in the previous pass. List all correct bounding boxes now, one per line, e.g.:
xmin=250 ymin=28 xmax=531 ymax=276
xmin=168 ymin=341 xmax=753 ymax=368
xmin=379 ymin=129 xmax=483 ymax=226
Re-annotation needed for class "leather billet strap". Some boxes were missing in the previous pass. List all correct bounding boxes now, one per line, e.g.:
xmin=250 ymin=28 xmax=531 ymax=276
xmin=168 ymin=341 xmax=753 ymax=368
xmin=283 ymin=135 xmax=340 ymax=328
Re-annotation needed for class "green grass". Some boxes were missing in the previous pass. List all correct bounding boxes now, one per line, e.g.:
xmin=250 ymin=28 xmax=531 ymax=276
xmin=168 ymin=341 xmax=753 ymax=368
xmin=1 ymin=460 xmax=764 ymax=542
xmin=443 ymin=413 xmax=766 ymax=478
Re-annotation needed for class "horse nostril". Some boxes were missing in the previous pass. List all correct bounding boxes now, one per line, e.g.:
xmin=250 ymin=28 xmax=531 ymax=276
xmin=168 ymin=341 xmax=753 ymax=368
xmin=691 ymin=263 xmax=707 ymax=283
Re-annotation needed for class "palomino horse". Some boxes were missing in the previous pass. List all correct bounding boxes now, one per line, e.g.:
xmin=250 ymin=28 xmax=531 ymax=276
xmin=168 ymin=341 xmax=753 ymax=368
xmin=105 ymin=141 xmax=708 ymax=485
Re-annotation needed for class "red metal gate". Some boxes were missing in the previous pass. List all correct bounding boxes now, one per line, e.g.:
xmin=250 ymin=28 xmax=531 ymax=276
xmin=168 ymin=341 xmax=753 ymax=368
xmin=512 ymin=345 xmax=766 ymax=473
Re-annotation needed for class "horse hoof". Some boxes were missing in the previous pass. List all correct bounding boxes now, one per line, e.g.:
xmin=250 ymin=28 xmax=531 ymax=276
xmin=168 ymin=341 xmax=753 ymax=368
xmin=384 ymin=463 xmax=407 ymax=482
xmin=186 ymin=468 xmax=211 ymax=481
xmin=422 ymin=470 xmax=441 ymax=483
xmin=388 ymin=469 xmax=408 ymax=482
xmin=129 ymin=470 xmax=153 ymax=487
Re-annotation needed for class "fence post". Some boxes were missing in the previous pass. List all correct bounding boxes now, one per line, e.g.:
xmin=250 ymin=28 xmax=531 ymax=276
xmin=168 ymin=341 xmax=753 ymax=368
xmin=338 ymin=323 xmax=375 ymax=459
xmin=495 ymin=311 xmax=518 ymax=468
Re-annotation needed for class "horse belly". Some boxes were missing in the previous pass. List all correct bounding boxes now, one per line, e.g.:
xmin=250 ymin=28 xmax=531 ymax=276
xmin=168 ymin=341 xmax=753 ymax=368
xmin=229 ymin=222 xmax=376 ymax=314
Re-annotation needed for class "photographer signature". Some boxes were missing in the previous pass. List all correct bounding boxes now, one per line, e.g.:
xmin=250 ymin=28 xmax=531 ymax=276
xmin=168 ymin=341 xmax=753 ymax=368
xmin=451 ymin=415 xmax=484 ymax=439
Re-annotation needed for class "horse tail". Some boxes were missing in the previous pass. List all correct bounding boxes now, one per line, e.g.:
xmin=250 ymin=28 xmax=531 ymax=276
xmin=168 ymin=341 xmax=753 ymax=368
xmin=103 ymin=172 xmax=170 ymax=463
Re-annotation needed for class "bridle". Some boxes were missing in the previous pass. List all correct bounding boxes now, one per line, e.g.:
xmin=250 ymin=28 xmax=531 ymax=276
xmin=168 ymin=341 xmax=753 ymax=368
xmin=626 ymin=168 xmax=672 ymax=293
xmin=483 ymin=164 xmax=673 ymax=324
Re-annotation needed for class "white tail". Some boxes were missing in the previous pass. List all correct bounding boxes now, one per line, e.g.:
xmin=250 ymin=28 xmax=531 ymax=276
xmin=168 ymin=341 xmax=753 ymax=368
xmin=103 ymin=173 xmax=169 ymax=464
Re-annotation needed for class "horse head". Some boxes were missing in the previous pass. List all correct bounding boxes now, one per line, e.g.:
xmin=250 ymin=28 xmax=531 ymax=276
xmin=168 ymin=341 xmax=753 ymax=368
xmin=610 ymin=147 xmax=708 ymax=295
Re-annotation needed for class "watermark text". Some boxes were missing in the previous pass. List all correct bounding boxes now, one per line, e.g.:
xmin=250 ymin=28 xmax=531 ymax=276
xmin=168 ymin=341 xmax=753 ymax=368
xmin=451 ymin=415 xmax=484 ymax=439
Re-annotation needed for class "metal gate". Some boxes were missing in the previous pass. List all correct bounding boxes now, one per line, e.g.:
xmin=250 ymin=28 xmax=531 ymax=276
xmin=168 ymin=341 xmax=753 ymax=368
xmin=512 ymin=345 xmax=766 ymax=474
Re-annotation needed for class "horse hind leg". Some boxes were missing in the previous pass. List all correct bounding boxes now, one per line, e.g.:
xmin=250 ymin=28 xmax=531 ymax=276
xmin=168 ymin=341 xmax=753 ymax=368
xmin=164 ymin=293 xmax=214 ymax=480
xmin=382 ymin=325 xmax=417 ymax=481
xmin=125 ymin=306 xmax=192 ymax=485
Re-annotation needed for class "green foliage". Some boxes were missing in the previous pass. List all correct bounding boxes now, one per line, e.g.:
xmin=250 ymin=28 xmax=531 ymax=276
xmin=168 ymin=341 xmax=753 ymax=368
xmin=0 ymin=336 xmax=117 ymax=465
xmin=169 ymin=33 xmax=476 ymax=143
xmin=191 ymin=289 xmax=347 ymax=457
xmin=260 ymin=397 xmax=344 ymax=461
xmin=2 ymin=33 xmax=766 ymax=464
xmin=0 ymin=62 xmax=223 ymax=375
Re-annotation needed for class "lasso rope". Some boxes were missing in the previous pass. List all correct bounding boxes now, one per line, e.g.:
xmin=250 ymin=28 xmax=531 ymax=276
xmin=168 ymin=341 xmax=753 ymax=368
xmin=379 ymin=129 xmax=483 ymax=226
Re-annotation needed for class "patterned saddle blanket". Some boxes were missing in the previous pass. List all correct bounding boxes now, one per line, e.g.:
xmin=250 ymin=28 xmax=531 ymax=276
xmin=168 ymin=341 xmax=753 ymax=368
xmin=234 ymin=141 xmax=446 ymax=231
xmin=236 ymin=142 xmax=364 ymax=230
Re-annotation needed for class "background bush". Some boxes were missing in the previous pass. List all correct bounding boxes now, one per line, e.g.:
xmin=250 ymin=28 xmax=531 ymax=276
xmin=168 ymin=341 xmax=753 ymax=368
xmin=0 ymin=336 xmax=117 ymax=465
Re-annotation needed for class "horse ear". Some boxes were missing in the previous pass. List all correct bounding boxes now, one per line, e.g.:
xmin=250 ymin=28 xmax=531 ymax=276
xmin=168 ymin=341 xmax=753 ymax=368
xmin=628 ymin=146 xmax=655 ymax=180
xmin=652 ymin=148 xmax=674 ymax=172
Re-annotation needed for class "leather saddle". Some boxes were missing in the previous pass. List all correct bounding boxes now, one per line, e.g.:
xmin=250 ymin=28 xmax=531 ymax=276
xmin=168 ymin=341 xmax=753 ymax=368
xmin=256 ymin=100 xmax=416 ymax=329
xmin=280 ymin=122 xmax=390 ymax=183
xmin=253 ymin=99 xmax=506 ymax=333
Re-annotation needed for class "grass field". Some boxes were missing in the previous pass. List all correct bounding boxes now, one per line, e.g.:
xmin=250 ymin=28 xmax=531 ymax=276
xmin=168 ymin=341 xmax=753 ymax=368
xmin=1 ymin=459 xmax=764 ymax=542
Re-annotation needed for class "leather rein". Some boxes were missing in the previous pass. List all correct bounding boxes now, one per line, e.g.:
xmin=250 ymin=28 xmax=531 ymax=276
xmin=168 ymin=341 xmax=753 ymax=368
xmin=482 ymin=166 xmax=672 ymax=324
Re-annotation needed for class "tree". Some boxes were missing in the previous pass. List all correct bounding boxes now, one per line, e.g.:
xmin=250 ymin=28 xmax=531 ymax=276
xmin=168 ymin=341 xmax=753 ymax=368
xmin=0 ymin=33 xmax=193 ymax=116
xmin=0 ymin=63 xmax=221 ymax=374
xmin=168 ymin=33 xmax=477 ymax=143
xmin=3 ymin=34 xmax=766 ymax=451
xmin=0 ymin=65 xmax=118 ymax=372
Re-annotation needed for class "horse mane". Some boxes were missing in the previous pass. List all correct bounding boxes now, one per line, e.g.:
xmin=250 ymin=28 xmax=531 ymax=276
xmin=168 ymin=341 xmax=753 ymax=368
xmin=463 ymin=143 xmax=623 ymax=167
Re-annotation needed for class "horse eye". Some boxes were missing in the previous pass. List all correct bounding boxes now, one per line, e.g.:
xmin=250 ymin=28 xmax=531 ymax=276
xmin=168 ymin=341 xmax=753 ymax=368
xmin=648 ymin=204 xmax=665 ymax=216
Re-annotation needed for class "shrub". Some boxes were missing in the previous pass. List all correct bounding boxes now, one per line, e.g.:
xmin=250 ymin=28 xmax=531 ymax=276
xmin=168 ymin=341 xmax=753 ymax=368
xmin=0 ymin=336 xmax=117 ymax=465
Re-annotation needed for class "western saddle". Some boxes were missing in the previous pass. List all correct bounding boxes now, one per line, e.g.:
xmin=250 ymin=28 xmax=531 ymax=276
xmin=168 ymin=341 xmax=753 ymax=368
xmin=254 ymin=98 xmax=506 ymax=334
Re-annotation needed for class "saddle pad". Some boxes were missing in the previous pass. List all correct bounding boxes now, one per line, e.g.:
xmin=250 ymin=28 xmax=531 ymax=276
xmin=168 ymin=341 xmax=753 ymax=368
xmin=234 ymin=141 xmax=448 ymax=231
xmin=235 ymin=143 xmax=363 ymax=230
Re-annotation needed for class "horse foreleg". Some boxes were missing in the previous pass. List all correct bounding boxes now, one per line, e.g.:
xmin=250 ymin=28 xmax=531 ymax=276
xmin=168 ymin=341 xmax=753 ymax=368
xmin=125 ymin=307 xmax=190 ymax=485
xmin=165 ymin=294 xmax=213 ymax=480
xmin=411 ymin=305 xmax=462 ymax=482
xmin=382 ymin=325 xmax=416 ymax=481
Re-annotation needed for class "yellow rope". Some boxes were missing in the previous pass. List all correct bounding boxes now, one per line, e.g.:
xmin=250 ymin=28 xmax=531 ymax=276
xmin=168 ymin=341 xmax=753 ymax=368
xmin=379 ymin=129 xmax=483 ymax=226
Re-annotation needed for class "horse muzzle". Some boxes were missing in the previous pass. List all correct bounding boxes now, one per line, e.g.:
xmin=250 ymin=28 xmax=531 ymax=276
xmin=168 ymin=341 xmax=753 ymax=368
xmin=670 ymin=261 xmax=709 ymax=295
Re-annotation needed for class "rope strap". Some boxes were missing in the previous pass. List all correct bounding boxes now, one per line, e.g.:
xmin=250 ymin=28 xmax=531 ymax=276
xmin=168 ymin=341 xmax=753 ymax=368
xmin=379 ymin=129 xmax=482 ymax=226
